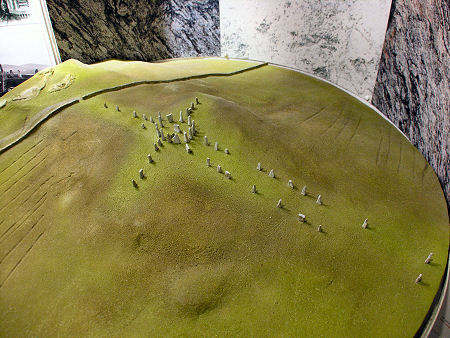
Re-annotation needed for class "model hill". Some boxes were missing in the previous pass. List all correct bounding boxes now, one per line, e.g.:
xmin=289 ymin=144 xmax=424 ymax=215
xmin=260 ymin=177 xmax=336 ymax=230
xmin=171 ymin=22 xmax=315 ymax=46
xmin=0 ymin=58 xmax=448 ymax=337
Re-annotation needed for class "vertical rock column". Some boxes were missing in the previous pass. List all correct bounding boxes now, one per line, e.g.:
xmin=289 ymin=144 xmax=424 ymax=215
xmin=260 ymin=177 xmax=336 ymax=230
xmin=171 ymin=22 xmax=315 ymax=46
xmin=46 ymin=0 xmax=220 ymax=63
xmin=372 ymin=0 xmax=449 ymax=202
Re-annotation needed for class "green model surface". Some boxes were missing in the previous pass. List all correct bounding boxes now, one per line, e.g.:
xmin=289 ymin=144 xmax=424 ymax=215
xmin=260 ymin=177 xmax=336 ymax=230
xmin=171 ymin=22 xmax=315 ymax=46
xmin=0 ymin=58 xmax=447 ymax=337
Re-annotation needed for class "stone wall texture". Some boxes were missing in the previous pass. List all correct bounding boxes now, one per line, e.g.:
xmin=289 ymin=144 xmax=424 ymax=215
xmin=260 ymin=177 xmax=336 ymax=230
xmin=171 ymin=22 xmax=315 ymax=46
xmin=46 ymin=0 xmax=220 ymax=64
xmin=372 ymin=0 xmax=449 ymax=201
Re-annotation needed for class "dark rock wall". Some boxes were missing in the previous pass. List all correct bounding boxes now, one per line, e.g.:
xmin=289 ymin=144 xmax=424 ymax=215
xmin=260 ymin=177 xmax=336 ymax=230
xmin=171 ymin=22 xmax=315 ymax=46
xmin=372 ymin=0 xmax=449 ymax=201
xmin=46 ymin=0 xmax=220 ymax=64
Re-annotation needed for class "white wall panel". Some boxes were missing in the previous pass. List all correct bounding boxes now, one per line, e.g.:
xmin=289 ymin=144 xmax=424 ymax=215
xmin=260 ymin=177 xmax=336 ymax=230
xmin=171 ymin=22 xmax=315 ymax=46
xmin=220 ymin=0 xmax=392 ymax=100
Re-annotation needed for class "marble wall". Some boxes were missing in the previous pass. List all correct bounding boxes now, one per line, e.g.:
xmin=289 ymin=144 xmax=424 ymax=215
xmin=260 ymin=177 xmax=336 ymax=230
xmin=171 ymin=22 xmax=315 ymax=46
xmin=372 ymin=0 xmax=449 ymax=201
xmin=220 ymin=0 xmax=392 ymax=100
xmin=46 ymin=0 xmax=219 ymax=64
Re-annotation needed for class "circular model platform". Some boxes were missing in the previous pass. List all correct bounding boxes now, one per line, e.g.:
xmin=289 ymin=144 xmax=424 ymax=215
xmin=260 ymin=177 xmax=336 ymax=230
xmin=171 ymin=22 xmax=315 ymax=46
xmin=0 ymin=58 xmax=448 ymax=336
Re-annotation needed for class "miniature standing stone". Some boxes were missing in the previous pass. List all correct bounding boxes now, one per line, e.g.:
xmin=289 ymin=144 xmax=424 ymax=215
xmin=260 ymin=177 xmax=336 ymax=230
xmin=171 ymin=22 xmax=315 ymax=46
xmin=252 ymin=185 xmax=257 ymax=193
xmin=143 ymin=113 xmax=147 ymax=120
xmin=316 ymin=195 xmax=322 ymax=205
xmin=150 ymin=116 xmax=154 ymax=123
xmin=161 ymin=132 xmax=166 ymax=141
xmin=269 ymin=169 xmax=275 ymax=178
xmin=298 ymin=213 xmax=306 ymax=222
xmin=204 ymin=135 xmax=209 ymax=145
xmin=276 ymin=199 xmax=282 ymax=208
xmin=225 ymin=171 xmax=232 ymax=179
xmin=214 ymin=142 xmax=219 ymax=151
xmin=167 ymin=133 xmax=172 ymax=143
xmin=288 ymin=180 xmax=294 ymax=189
xmin=166 ymin=113 xmax=173 ymax=123
xmin=155 ymin=125 xmax=161 ymax=138
xmin=188 ymin=115 xmax=192 ymax=126
xmin=415 ymin=274 xmax=423 ymax=283
xmin=172 ymin=134 xmax=181 ymax=144
xmin=192 ymin=120 xmax=196 ymax=134
xmin=185 ymin=144 xmax=191 ymax=153
xmin=190 ymin=102 xmax=195 ymax=110
xmin=224 ymin=148 xmax=229 ymax=154
xmin=186 ymin=107 xmax=190 ymax=116
xmin=174 ymin=124 xmax=181 ymax=133
xmin=116 ymin=105 xmax=120 ymax=112
xmin=141 ymin=123 xmax=146 ymax=129
xmin=184 ymin=131 xmax=189 ymax=143
xmin=257 ymin=162 xmax=262 ymax=171
xmin=301 ymin=185 xmax=307 ymax=196
xmin=195 ymin=97 xmax=199 ymax=104
xmin=157 ymin=138 xmax=163 ymax=147
xmin=133 ymin=111 xmax=137 ymax=118
xmin=217 ymin=165 xmax=222 ymax=173
xmin=104 ymin=102 xmax=108 ymax=108
xmin=139 ymin=169 xmax=144 ymax=179
xmin=206 ymin=158 xmax=211 ymax=167
xmin=179 ymin=111 xmax=184 ymax=123
xmin=132 ymin=179 xmax=138 ymax=188
xmin=362 ymin=218 xmax=368 ymax=229
xmin=154 ymin=143 xmax=159 ymax=151
xmin=188 ymin=127 xmax=193 ymax=139
xmin=158 ymin=112 xmax=163 ymax=127
xmin=425 ymin=253 xmax=433 ymax=264
xmin=318 ymin=225 xmax=323 ymax=232
xmin=147 ymin=154 xmax=153 ymax=163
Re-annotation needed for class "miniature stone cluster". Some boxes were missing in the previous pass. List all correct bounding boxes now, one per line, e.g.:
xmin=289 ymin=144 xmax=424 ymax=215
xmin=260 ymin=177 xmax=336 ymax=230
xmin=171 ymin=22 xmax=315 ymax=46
xmin=117 ymin=97 xmax=233 ymax=187
xmin=253 ymin=162 xmax=326 ymax=230
xmin=106 ymin=96 xmax=433 ymax=285
xmin=115 ymin=98 xmax=337 ymax=234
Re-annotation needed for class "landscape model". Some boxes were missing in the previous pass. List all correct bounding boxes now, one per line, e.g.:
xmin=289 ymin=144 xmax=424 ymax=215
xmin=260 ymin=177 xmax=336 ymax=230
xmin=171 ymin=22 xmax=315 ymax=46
xmin=0 ymin=57 xmax=448 ymax=336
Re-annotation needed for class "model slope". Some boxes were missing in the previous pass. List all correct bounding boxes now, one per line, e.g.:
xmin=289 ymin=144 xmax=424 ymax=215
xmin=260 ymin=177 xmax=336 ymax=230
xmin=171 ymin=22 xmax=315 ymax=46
xmin=0 ymin=58 xmax=448 ymax=337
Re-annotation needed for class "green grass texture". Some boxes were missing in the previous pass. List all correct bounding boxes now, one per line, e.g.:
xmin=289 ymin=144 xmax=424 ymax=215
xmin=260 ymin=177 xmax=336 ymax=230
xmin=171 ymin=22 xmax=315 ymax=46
xmin=0 ymin=58 xmax=447 ymax=337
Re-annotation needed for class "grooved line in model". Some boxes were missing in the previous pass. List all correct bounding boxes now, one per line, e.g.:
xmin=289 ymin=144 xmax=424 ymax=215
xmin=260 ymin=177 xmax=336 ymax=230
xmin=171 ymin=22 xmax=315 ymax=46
xmin=0 ymin=230 xmax=45 ymax=289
